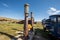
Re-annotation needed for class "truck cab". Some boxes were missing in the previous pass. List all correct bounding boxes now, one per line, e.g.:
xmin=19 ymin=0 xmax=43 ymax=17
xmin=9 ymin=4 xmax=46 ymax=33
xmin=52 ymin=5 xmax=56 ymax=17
xmin=49 ymin=15 xmax=60 ymax=38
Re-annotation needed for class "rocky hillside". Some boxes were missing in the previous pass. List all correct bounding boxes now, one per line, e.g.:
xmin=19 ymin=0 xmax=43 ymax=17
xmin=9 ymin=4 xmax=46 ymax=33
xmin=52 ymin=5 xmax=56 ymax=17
xmin=0 ymin=17 xmax=22 ymax=24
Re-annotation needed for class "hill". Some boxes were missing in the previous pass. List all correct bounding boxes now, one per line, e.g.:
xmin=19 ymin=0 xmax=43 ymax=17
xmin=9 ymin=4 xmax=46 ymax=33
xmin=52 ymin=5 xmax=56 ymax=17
xmin=0 ymin=17 xmax=22 ymax=24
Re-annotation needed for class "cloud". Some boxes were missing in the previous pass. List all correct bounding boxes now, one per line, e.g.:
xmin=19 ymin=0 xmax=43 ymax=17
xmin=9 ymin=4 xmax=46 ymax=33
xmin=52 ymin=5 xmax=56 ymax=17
xmin=2 ymin=2 xmax=8 ymax=7
xmin=47 ymin=7 xmax=60 ymax=15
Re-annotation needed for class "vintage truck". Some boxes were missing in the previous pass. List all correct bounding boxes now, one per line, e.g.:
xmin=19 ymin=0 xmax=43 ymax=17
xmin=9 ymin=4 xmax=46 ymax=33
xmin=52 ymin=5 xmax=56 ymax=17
xmin=42 ymin=15 xmax=60 ymax=39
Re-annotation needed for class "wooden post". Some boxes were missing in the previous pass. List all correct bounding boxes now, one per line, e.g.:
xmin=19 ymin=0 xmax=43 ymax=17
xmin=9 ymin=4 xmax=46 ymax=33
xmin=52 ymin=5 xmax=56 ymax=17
xmin=24 ymin=3 xmax=29 ymax=40
xmin=31 ymin=12 xmax=34 ymax=31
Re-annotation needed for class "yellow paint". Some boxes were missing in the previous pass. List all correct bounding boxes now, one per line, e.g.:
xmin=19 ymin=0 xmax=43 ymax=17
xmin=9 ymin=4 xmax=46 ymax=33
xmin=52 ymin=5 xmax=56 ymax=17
xmin=28 ymin=24 xmax=32 ymax=31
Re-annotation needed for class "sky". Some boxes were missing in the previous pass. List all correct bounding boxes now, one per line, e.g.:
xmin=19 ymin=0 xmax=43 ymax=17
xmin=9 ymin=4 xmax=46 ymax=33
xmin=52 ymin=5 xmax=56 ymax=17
xmin=0 ymin=0 xmax=60 ymax=21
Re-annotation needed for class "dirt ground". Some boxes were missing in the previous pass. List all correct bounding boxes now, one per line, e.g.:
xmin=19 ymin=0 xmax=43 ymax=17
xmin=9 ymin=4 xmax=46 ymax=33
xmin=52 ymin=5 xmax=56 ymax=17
xmin=32 ymin=33 xmax=48 ymax=40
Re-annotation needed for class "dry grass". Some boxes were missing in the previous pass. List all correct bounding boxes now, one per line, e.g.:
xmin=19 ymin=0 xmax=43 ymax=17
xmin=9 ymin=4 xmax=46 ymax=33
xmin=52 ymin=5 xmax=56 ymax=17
xmin=0 ymin=23 xmax=24 ymax=40
xmin=0 ymin=22 xmax=43 ymax=40
xmin=33 ymin=22 xmax=43 ymax=29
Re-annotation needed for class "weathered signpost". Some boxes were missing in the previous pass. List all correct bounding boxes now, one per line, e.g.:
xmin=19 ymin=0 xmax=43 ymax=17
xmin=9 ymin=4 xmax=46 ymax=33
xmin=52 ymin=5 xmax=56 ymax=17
xmin=24 ymin=3 xmax=29 ymax=40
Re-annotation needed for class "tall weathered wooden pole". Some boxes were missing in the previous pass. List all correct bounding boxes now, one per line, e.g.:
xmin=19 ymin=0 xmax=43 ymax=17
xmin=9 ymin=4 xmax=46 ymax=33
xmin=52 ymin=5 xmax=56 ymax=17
xmin=31 ymin=12 xmax=34 ymax=31
xmin=31 ymin=12 xmax=34 ymax=26
xmin=24 ymin=3 xmax=29 ymax=40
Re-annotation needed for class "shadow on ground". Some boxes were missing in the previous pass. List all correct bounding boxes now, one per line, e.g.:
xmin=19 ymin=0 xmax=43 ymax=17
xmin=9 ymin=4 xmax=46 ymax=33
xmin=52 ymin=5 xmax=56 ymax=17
xmin=12 ymin=28 xmax=20 ymax=31
xmin=0 ymin=32 xmax=17 ymax=40
xmin=34 ymin=28 xmax=59 ymax=40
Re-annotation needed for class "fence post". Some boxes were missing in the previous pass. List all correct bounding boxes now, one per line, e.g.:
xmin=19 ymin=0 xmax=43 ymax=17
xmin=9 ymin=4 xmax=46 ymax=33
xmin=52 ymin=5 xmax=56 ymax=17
xmin=31 ymin=12 xmax=34 ymax=31
xmin=24 ymin=3 xmax=29 ymax=40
